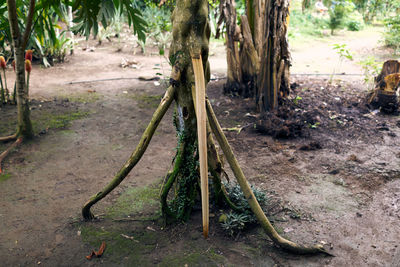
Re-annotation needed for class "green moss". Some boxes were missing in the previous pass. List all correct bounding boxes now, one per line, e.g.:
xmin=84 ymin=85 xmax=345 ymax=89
xmin=106 ymin=183 xmax=161 ymax=219
xmin=0 ymin=173 xmax=12 ymax=182
xmin=128 ymin=93 xmax=162 ymax=109
xmin=32 ymin=111 xmax=89 ymax=133
xmin=81 ymin=225 xmax=155 ymax=265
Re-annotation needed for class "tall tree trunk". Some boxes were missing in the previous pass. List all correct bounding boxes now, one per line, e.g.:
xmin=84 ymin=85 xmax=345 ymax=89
xmin=6 ymin=0 xmax=34 ymax=139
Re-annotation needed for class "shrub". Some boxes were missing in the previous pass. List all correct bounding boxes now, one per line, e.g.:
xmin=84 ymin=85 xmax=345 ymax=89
xmin=383 ymin=15 xmax=400 ymax=52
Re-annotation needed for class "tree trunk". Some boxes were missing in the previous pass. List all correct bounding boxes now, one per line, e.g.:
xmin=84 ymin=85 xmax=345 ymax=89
xmin=222 ymin=0 xmax=291 ymax=112
xmin=368 ymin=60 xmax=400 ymax=113
xmin=6 ymin=0 xmax=34 ymax=139
xmin=162 ymin=0 xmax=211 ymax=223
xmin=219 ymin=0 xmax=242 ymax=95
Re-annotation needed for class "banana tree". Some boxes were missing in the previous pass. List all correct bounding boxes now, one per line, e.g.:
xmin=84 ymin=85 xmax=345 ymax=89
xmin=0 ymin=0 xmax=146 ymax=172
xmin=219 ymin=0 xmax=291 ymax=111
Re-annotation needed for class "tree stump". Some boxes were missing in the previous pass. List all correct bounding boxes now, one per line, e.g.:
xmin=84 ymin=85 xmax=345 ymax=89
xmin=368 ymin=60 xmax=400 ymax=114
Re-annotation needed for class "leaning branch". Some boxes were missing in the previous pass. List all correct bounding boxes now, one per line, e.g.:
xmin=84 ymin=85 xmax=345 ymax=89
xmin=0 ymin=133 xmax=18 ymax=142
xmin=82 ymin=86 xmax=176 ymax=220
xmin=206 ymin=98 xmax=331 ymax=255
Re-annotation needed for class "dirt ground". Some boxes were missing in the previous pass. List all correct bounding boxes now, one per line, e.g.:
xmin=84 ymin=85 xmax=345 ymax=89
xmin=0 ymin=27 xmax=400 ymax=266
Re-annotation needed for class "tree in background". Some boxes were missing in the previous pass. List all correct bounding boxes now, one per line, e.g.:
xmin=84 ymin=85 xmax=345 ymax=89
xmin=219 ymin=0 xmax=291 ymax=111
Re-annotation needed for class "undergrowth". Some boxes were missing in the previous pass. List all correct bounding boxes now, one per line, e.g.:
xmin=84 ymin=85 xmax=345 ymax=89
xmin=220 ymin=183 xmax=269 ymax=236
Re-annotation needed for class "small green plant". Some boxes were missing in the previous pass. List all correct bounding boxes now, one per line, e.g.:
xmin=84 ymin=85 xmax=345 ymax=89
xmin=308 ymin=122 xmax=320 ymax=129
xmin=358 ymin=56 xmax=382 ymax=90
xmin=330 ymin=43 xmax=353 ymax=83
xmin=347 ymin=20 xmax=363 ymax=31
xmin=220 ymin=183 xmax=269 ymax=236
xmin=293 ymin=95 xmax=302 ymax=105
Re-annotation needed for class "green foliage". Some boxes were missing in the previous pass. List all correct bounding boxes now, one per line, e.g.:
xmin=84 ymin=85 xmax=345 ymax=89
xmin=220 ymin=183 xmax=269 ymax=236
xmin=0 ymin=0 xmax=147 ymax=63
xmin=72 ymin=0 xmax=147 ymax=41
xmin=330 ymin=43 xmax=353 ymax=83
xmin=141 ymin=5 xmax=171 ymax=55
xmin=332 ymin=43 xmax=353 ymax=60
xmin=358 ymin=56 xmax=382 ymax=88
xmin=288 ymin=10 xmax=329 ymax=40
xmin=329 ymin=0 xmax=356 ymax=34
xmin=347 ymin=20 xmax=363 ymax=31
xmin=293 ymin=95 xmax=302 ymax=105
xmin=383 ymin=6 xmax=400 ymax=53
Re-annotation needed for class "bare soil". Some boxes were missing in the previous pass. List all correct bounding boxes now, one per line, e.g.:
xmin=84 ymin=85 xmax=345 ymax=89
xmin=0 ymin=29 xmax=399 ymax=266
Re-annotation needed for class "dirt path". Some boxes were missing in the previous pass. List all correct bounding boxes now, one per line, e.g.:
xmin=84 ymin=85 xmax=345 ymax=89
xmin=0 ymin=28 xmax=399 ymax=266
xmin=290 ymin=26 xmax=400 ymax=77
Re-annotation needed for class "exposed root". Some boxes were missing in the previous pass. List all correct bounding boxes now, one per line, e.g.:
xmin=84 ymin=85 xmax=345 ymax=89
xmin=0 ymin=133 xmax=18 ymax=142
xmin=82 ymin=86 xmax=176 ymax=220
xmin=206 ymin=98 xmax=332 ymax=255
xmin=0 ymin=137 xmax=22 ymax=174
xmin=161 ymin=141 xmax=185 ymax=221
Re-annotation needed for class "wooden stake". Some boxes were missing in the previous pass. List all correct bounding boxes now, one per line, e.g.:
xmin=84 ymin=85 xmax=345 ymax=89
xmin=191 ymin=55 xmax=209 ymax=238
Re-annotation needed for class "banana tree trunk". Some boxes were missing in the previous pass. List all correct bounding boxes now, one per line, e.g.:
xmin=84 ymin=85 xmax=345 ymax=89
xmin=222 ymin=0 xmax=291 ymax=112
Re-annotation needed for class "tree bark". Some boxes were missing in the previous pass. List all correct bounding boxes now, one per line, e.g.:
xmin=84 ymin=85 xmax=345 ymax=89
xmin=221 ymin=0 xmax=291 ymax=112
xmin=219 ymin=0 xmax=242 ymax=95
xmin=6 ymin=0 xmax=34 ymax=139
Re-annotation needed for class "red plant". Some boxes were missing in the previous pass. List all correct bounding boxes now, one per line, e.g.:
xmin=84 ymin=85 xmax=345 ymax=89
xmin=25 ymin=60 xmax=32 ymax=73
xmin=12 ymin=60 xmax=15 ymax=72
xmin=25 ymin=50 xmax=33 ymax=62
xmin=0 ymin=56 xmax=6 ymax=69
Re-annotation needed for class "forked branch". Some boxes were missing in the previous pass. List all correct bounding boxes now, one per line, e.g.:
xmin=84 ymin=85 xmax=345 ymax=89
xmin=82 ymin=86 xmax=176 ymax=220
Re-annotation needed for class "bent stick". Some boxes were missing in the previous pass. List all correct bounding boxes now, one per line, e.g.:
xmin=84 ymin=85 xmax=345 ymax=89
xmin=82 ymin=86 xmax=176 ymax=220
xmin=206 ymin=99 xmax=331 ymax=255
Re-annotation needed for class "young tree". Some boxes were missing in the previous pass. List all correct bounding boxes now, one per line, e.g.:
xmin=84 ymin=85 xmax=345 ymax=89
xmin=0 ymin=0 xmax=146 ymax=172
xmin=220 ymin=0 xmax=291 ymax=111
xmin=82 ymin=0 xmax=329 ymax=255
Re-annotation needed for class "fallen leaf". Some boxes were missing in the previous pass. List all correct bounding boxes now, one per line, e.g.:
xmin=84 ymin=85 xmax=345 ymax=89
xmin=95 ymin=241 xmax=106 ymax=257
xmin=86 ymin=251 xmax=95 ymax=260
